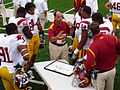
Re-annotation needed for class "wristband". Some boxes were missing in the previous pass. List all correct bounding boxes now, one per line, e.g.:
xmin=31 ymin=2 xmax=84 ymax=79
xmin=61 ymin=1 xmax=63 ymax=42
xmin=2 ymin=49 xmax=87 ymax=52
xmin=74 ymin=48 xmax=80 ymax=54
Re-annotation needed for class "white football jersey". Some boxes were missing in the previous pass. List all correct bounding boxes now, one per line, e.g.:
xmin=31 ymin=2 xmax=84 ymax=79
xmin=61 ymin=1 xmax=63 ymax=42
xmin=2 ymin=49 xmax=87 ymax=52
xmin=109 ymin=0 xmax=120 ymax=17
xmin=86 ymin=0 xmax=98 ymax=13
xmin=8 ymin=17 xmax=29 ymax=45
xmin=13 ymin=0 xmax=21 ymax=4
xmin=78 ymin=18 xmax=93 ymax=50
xmin=19 ymin=0 xmax=31 ymax=7
xmin=25 ymin=12 xmax=39 ymax=36
xmin=74 ymin=12 xmax=82 ymax=40
xmin=0 ymin=34 xmax=26 ymax=73
xmin=100 ymin=18 xmax=114 ymax=35
xmin=34 ymin=0 xmax=48 ymax=13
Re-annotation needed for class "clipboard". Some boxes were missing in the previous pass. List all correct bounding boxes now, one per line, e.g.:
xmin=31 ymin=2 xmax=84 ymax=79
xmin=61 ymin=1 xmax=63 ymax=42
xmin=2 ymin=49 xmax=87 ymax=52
xmin=44 ymin=60 xmax=74 ymax=77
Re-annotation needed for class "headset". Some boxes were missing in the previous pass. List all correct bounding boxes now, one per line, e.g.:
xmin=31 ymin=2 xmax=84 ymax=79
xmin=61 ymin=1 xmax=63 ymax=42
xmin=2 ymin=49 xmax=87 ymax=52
xmin=87 ymin=21 xmax=100 ymax=37
xmin=87 ymin=23 xmax=93 ymax=37
xmin=88 ymin=29 xmax=93 ymax=37
xmin=53 ymin=11 xmax=57 ymax=16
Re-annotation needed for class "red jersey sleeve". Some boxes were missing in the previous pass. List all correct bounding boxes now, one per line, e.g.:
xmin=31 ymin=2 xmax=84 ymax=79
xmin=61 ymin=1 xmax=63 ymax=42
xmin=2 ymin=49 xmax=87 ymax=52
xmin=48 ymin=28 xmax=55 ymax=41
xmin=48 ymin=23 xmax=55 ymax=41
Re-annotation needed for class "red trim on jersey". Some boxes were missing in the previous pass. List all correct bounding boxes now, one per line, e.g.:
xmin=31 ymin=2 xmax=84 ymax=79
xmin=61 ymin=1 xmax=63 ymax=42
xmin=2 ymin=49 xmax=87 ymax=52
xmin=100 ymin=27 xmax=110 ymax=32
xmin=80 ymin=21 xmax=90 ymax=24
xmin=74 ymin=13 xmax=77 ymax=17
xmin=17 ymin=35 xmax=22 ymax=40
xmin=17 ymin=19 xmax=27 ymax=25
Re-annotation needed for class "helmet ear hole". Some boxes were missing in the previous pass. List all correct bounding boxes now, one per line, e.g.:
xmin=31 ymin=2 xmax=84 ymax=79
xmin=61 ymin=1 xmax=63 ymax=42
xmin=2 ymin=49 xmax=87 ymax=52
xmin=78 ymin=72 xmax=91 ymax=88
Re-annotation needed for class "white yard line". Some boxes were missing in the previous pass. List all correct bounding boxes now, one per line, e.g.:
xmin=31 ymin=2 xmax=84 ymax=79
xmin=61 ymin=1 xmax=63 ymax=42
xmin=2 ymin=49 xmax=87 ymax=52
xmin=0 ymin=28 xmax=72 ymax=39
xmin=48 ymin=9 xmax=54 ymax=13
xmin=0 ymin=27 xmax=5 ymax=30
xmin=4 ymin=2 xmax=13 ymax=6
xmin=63 ymin=7 xmax=74 ymax=14
xmin=8 ymin=6 xmax=14 ymax=9
xmin=43 ymin=28 xmax=48 ymax=31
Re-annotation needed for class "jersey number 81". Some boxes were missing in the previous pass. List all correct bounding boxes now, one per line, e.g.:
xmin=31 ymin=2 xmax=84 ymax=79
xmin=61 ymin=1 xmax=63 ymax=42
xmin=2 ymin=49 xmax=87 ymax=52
xmin=0 ymin=47 xmax=12 ymax=63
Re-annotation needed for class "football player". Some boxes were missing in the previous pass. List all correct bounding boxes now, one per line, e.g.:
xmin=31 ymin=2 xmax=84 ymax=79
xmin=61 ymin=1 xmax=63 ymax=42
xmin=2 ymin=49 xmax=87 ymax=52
xmin=74 ymin=12 xmax=115 ymax=65
xmin=71 ymin=6 xmax=83 ymax=60
xmin=0 ymin=23 xmax=29 ymax=90
xmin=92 ymin=12 xmax=115 ymax=35
xmin=25 ymin=2 xmax=43 ymax=70
xmin=86 ymin=0 xmax=98 ymax=14
xmin=74 ymin=0 xmax=86 ymax=12
xmin=18 ymin=0 xmax=31 ymax=8
xmin=0 ymin=0 xmax=7 ymax=26
xmin=8 ymin=7 xmax=33 ymax=45
xmin=34 ymin=0 xmax=48 ymax=30
xmin=105 ymin=0 xmax=120 ymax=36
xmin=72 ymin=6 xmax=92 ymax=65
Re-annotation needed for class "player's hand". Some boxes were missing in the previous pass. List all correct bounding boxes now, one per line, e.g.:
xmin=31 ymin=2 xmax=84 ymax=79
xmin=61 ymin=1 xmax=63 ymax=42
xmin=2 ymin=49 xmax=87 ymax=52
xmin=76 ymin=58 xmax=85 ymax=63
xmin=72 ymin=53 xmax=77 ymax=61
xmin=68 ymin=22 xmax=74 ymax=28
xmin=109 ymin=9 xmax=113 ymax=13
xmin=27 ymin=70 xmax=34 ymax=80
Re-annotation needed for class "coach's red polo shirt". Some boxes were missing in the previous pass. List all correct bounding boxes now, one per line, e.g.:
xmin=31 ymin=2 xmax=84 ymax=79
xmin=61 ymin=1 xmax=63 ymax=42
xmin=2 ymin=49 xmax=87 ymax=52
xmin=48 ymin=20 xmax=70 ymax=43
xmin=85 ymin=33 xmax=120 ymax=72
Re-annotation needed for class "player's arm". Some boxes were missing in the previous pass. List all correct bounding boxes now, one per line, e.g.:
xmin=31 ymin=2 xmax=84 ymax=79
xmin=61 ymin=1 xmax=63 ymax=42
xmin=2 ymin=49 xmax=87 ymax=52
xmin=72 ymin=29 xmax=88 ymax=60
xmin=23 ymin=26 xmax=33 ymax=39
xmin=43 ymin=0 xmax=48 ymax=18
xmin=67 ymin=22 xmax=74 ymax=35
xmin=79 ymin=31 xmax=88 ymax=49
xmin=44 ymin=10 xmax=47 ymax=18
xmin=17 ymin=45 xmax=29 ymax=61
xmin=37 ymin=18 xmax=43 ymax=32
xmin=77 ymin=29 xmax=88 ymax=50
xmin=17 ymin=45 xmax=29 ymax=65
xmin=105 ymin=2 xmax=112 ymax=12
xmin=37 ymin=17 xmax=45 ymax=39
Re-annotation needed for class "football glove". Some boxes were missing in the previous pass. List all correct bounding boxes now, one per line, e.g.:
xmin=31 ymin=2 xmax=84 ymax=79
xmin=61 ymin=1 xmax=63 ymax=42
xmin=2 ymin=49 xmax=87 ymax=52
xmin=39 ymin=32 xmax=46 ymax=48
xmin=27 ymin=70 xmax=34 ymax=80
xmin=68 ymin=45 xmax=73 ymax=56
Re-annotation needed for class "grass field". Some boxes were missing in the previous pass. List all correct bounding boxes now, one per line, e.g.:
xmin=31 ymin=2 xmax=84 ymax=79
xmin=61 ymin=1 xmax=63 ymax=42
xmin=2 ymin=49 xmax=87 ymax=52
xmin=0 ymin=0 xmax=120 ymax=90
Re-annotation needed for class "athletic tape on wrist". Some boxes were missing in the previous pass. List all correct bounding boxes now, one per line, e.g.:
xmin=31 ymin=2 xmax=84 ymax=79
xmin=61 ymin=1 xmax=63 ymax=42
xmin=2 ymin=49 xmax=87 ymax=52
xmin=23 ymin=53 xmax=29 ymax=57
xmin=20 ymin=48 xmax=27 ymax=53
xmin=74 ymin=48 xmax=80 ymax=55
xmin=83 ymin=55 xmax=87 ymax=60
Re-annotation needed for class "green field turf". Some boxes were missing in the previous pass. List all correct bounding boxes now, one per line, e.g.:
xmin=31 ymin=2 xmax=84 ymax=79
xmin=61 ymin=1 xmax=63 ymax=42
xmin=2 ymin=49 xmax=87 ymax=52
xmin=0 ymin=0 xmax=120 ymax=90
